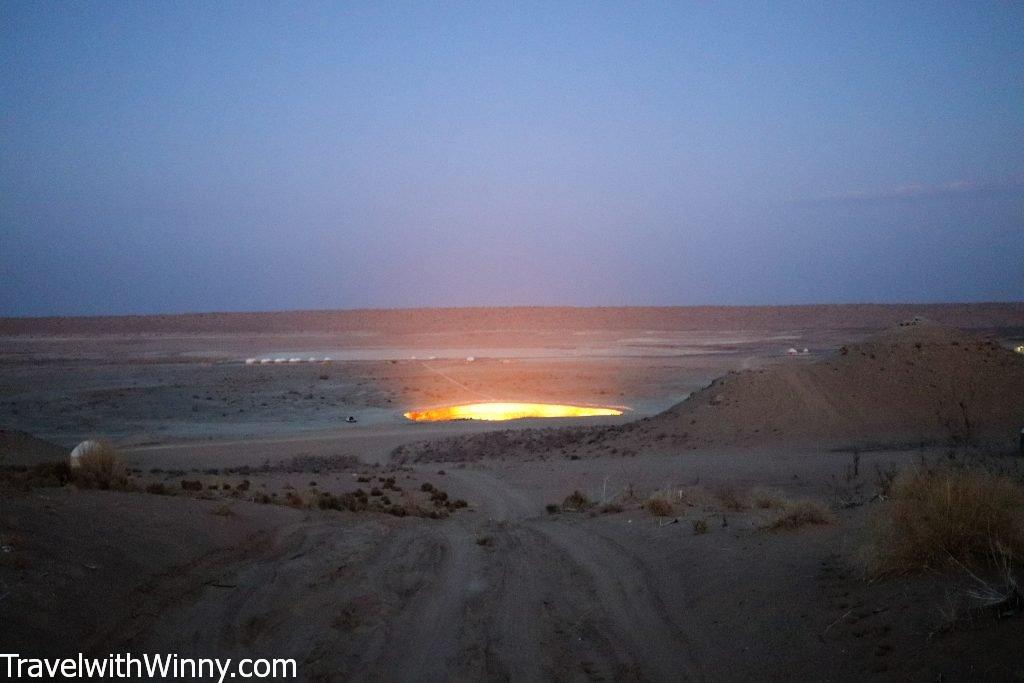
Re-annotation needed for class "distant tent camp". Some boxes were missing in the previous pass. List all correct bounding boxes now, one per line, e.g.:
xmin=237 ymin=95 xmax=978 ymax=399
xmin=69 ymin=440 xmax=102 ymax=469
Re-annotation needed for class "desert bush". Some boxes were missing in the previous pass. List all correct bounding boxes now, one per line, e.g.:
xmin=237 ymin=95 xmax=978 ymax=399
xmin=645 ymin=496 xmax=674 ymax=517
xmin=600 ymin=503 xmax=624 ymax=514
xmin=318 ymin=491 xmax=368 ymax=512
xmin=693 ymin=519 xmax=710 ymax=535
xmin=869 ymin=467 xmax=1024 ymax=574
xmin=561 ymin=490 xmax=591 ymax=512
xmin=318 ymin=492 xmax=340 ymax=510
xmin=765 ymin=500 xmax=835 ymax=531
xmin=212 ymin=503 xmax=234 ymax=516
xmin=750 ymin=487 xmax=787 ymax=509
xmin=677 ymin=486 xmax=716 ymax=508
xmin=715 ymin=486 xmax=749 ymax=511
xmin=180 ymin=480 xmax=203 ymax=492
xmin=285 ymin=491 xmax=305 ymax=508
xmin=145 ymin=482 xmax=168 ymax=495
xmin=74 ymin=442 xmax=128 ymax=490
xmin=545 ymin=503 xmax=560 ymax=514
xmin=0 ymin=461 xmax=73 ymax=491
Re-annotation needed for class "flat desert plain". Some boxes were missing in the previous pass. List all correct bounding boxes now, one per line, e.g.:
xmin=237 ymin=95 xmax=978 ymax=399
xmin=2 ymin=304 xmax=1024 ymax=681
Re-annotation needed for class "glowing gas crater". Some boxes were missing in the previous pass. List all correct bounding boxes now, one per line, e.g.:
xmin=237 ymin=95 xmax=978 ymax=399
xmin=404 ymin=402 xmax=624 ymax=422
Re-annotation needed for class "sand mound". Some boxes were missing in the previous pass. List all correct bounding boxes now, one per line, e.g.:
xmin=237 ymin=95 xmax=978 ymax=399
xmin=0 ymin=429 xmax=68 ymax=466
xmin=390 ymin=322 xmax=1024 ymax=463
xmin=629 ymin=322 xmax=1024 ymax=449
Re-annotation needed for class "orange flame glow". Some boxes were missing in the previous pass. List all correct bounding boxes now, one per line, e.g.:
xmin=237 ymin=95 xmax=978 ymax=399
xmin=404 ymin=402 xmax=624 ymax=422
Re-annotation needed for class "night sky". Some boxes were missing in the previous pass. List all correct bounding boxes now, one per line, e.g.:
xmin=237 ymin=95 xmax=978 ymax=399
xmin=2 ymin=2 xmax=1022 ymax=316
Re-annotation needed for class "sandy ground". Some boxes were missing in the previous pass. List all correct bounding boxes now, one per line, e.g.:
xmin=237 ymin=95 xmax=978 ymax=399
xmin=2 ymin=305 xmax=1024 ymax=681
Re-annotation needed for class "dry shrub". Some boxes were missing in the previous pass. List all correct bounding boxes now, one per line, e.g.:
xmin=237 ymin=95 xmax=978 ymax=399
xmin=318 ymin=491 xmax=368 ymax=512
xmin=285 ymin=491 xmax=305 ymax=508
xmin=766 ymin=500 xmax=835 ymax=531
xmin=0 ymin=461 xmax=73 ymax=491
xmin=870 ymin=467 xmax=1024 ymax=574
xmin=600 ymin=503 xmax=624 ymax=514
xmin=561 ymin=490 xmax=591 ymax=512
xmin=645 ymin=496 xmax=674 ymax=517
xmin=715 ymin=486 xmax=749 ymax=511
xmin=212 ymin=503 xmax=234 ymax=516
xmin=692 ymin=519 xmax=710 ymax=535
xmin=677 ymin=486 xmax=716 ymax=508
xmin=74 ymin=442 xmax=128 ymax=491
xmin=145 ymin=482 xmax=168 ymax=495
xmin=750 ymin=487 xmax=787 ymax=509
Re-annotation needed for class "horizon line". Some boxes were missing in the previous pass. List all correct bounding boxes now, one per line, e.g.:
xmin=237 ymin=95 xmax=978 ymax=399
xmin=3 ymin=300 xmax=1023 ymax=322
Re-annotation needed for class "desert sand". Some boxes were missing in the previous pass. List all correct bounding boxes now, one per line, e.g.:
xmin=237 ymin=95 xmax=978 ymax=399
xmin=2 ymin=304 xmax=1024 ymax=681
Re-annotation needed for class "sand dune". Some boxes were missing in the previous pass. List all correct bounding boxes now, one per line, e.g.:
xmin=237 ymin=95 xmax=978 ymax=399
xmin=394 ymin=322 xmax=1024 ymax=463
xmin=631 ymin=322 xmax=1024 ymax=450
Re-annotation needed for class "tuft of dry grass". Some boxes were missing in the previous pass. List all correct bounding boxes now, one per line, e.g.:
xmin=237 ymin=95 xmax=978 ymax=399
xmin=765 ymin=500 xmax=835 ymax=531
xmin=212 ymin=503 xmax=234 ymax=516
xmin=74 ymin=441 xmax=128 ymax=490
xmin=692 ymin=518 xmax=710 ymax=535
xmin=0 ymin=461 xmax=73 ymax=491
xmin=677 ymin=486 xmax=716 ymax=509
xmin=645 ymin=496 xmax=674 ymax=517
xmin=750 ymin=487 xmax=787 ymax=510
xmin=869 ymin=467 xmax=1024 ymax=575
xmin=561 ymin=490 xmax=591 ymax=512
xmin=715 ymin=486 xmax=750 ymax=511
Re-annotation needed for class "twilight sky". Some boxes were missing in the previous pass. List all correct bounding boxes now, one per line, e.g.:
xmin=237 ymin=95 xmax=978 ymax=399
xmin=2 ymin=1 xmax=1022 ymax=316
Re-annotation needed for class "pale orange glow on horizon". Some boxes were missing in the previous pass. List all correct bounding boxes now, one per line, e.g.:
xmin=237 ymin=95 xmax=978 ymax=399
xmin=404 ymin=402 xmax=624 ymax=422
